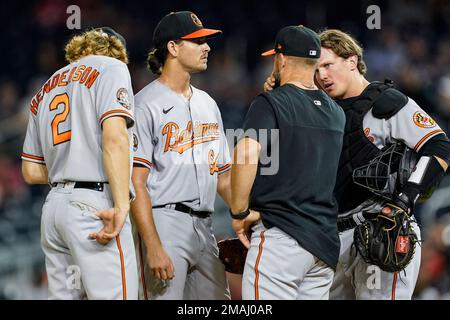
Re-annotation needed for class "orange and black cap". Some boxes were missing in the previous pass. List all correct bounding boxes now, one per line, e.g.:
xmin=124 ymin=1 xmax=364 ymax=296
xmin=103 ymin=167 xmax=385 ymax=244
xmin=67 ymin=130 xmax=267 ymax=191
xmin=153 ymin=11 xmax=222 ymax=47
xmin=261 ymin=25 xmax=320 ymax=58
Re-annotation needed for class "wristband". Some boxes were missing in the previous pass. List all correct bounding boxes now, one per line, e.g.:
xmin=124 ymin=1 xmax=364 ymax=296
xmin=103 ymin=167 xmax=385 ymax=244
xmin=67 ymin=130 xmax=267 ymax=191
xmin=230 ymin=208 xmax=250 ymax=220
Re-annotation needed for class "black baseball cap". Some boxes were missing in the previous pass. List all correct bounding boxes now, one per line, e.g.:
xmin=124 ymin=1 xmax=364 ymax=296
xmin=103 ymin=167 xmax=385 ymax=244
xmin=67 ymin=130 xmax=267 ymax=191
xmin=153 ymin=11 xmax=222 ymax=47
xmin=261 ymin=25 xmax=320 ymax=58
xmin=94 ymin=26 xmax=127 ymax=47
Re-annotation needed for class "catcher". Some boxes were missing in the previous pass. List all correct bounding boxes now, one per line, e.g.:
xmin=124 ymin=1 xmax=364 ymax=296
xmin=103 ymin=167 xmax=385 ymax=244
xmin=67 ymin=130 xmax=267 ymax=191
xmin=313 ymin=29 xmax=450 ymax=300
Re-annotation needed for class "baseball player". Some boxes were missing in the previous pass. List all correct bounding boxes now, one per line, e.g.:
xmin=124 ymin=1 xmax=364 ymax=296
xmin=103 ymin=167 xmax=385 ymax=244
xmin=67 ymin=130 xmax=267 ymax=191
xmin=311 ymin=29 xmax=450 ymax=299
xmin=131 ymin=11 xmax=231 ymax=300
xmin=232 ymin=25 xmax=345 ymax=300
xmin=21 ymin=27 xmax=138 ymax=299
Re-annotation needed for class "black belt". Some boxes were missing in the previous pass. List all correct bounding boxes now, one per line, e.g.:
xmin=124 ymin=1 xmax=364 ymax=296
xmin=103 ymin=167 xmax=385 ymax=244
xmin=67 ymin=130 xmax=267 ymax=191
xmin=51 ymin=182 xmax=107 ymax=192
xmin=153 ymin=203 xmax=211 ymax=219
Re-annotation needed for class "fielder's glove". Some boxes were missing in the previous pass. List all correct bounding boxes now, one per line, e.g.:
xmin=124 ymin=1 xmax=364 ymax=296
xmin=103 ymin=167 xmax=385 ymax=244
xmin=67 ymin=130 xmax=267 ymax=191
xmin=217 ymin=238 xmax=248 ymax=274
xmin=353 ymin=201 xmax=419 ymax=272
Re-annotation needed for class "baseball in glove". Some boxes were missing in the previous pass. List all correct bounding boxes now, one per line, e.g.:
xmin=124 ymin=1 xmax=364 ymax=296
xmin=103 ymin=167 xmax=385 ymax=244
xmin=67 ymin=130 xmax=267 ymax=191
xmin=217 ymin=238 xmax=248 ymax=274
xmin=353 ymin=203 xmax=419 ymax=272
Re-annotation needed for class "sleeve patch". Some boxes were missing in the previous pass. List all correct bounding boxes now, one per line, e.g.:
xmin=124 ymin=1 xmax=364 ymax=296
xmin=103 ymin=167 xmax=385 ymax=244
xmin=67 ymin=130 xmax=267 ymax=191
xmin=413 ymin=111 xmax=437 ymax=128
xmin=116 ymin=88 xmax=131 ymax=110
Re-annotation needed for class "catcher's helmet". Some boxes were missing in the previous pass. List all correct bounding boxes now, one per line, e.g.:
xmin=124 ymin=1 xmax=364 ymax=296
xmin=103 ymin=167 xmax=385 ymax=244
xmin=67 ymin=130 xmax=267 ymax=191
xmin=352 ymin=142 xmax=418 ymax=201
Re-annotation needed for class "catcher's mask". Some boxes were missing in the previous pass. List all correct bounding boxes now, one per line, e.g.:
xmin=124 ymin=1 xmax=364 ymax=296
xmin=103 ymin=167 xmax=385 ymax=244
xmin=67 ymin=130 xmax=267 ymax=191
xmin=352 ymin=142 xmax=418 ymax=201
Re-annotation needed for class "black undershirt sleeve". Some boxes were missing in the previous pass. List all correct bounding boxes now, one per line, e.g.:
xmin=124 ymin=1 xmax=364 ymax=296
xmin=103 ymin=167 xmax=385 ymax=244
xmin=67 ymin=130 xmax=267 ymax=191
xmin=419 ymin=133 xmax=450 ymax=166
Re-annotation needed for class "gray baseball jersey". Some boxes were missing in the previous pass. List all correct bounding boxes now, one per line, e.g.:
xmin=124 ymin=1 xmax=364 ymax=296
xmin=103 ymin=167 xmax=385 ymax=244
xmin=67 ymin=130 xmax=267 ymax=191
xmin=332 ymin=97 xmax=443 ymax=300
xmin=22 ymin=55 xmax=135 ymax=183
xmin=133 ymin=79 xmax=231 ymax=211
xmin=132 ymin=79 xmax=231 ymax=300
xmin=362 ymin=97 xmax=444 ymax=152
xmin=22 ymin=54 xmax=138 ymax=299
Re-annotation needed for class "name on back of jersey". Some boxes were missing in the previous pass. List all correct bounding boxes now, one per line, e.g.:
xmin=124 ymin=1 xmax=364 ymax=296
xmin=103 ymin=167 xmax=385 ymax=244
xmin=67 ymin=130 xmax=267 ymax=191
xmin=30 ymin=64 xmax=100 ymax=115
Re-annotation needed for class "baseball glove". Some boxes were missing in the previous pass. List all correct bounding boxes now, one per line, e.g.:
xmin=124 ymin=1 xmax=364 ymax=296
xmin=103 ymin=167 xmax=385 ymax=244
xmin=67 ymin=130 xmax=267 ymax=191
xmin=217 ymin=238 xmax=248 ymax=274
xmin=353 ymin=204 xmax=419 ymax=272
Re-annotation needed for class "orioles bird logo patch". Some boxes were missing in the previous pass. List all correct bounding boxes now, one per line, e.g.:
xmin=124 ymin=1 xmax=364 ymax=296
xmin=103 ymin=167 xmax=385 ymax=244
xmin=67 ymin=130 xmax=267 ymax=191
xmin=413 ymin=111 xmax=436 ymax=128
xmin=117 ymin=88 xmax=131 ymax=109
xmin=191 ymin=14 xmax=203 ymax=27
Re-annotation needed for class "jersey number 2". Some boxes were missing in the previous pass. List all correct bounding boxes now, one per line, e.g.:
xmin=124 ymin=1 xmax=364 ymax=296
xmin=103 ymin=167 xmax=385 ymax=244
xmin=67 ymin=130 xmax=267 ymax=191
xmin=49 ymin=93 xmax=71 ymax=146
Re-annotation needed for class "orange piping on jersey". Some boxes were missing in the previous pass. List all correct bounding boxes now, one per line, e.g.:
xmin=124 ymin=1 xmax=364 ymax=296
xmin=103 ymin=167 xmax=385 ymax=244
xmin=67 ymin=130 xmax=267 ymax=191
xmin=21 ymin=153 xmax=45 ymax=162
xmin=218 ymin=163 xmax=231 ymax=173
xmin=99 ymin=109 xmax=133 ymax=124
xmin=116 ymin=235 xmax=127 ymax=300
xmin=414 ymin=130 xmax=444 ymax=151
xmin=254 ymin=231 xmax=265 ymax=300
xmin=133 ymin=157 xmax=153 ymax=168
xmin=391 ymin=272 xmax=398 ymax=300
xmin=138 ymin=235 xmax=148 ymax=300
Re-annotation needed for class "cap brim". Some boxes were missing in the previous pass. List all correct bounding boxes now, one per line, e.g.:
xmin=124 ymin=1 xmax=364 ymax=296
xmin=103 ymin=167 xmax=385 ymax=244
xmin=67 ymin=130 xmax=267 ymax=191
xmin=261 ymin=49 xmax=276 ymax=57
xmin=181 ymin=28 xmax=222 ymax=40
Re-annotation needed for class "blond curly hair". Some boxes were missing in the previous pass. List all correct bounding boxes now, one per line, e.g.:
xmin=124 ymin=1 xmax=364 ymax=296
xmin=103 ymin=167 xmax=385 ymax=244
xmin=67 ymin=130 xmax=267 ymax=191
xmin=65 ymin=29 xmax=128 ymax=64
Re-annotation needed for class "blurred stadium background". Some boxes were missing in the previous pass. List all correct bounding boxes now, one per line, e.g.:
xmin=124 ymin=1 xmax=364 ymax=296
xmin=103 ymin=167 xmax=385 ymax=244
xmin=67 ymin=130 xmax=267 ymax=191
xmin=1 ymin=0 xmax=450 ymax=299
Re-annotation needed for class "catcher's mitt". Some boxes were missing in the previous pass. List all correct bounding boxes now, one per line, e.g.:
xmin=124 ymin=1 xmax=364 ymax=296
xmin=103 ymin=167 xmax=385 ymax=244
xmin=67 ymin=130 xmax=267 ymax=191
xmin=217 ymin=238 xmax=248 ymax=274
xmin=353 ymin=204 xmax=419 ymax=272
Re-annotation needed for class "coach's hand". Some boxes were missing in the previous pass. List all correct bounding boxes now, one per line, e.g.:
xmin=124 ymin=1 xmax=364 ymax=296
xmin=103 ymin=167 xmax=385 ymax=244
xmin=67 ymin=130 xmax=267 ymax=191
xmin=89 ymin=207 xmax=128 ymax=245
xmin=147 ymin=244 xmax=175 ymax=280
xmin=263 ymin=74 xmax=276 ymax=92
xmin=232 ymin=210 xmax=261 ymax=249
